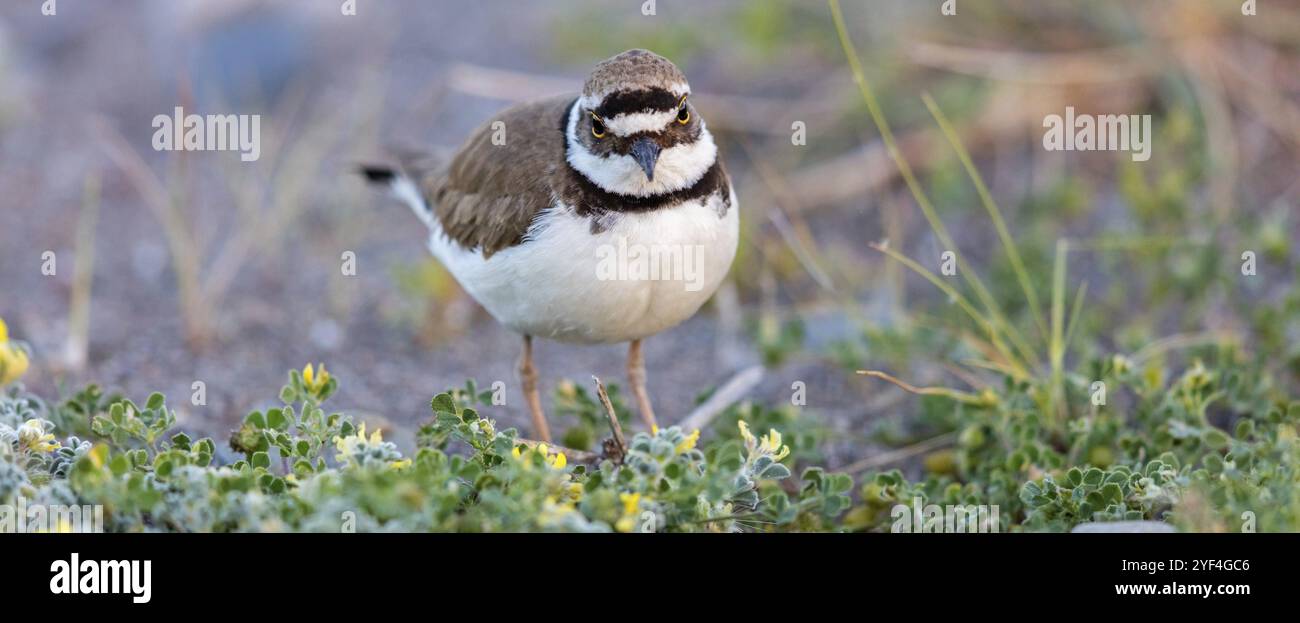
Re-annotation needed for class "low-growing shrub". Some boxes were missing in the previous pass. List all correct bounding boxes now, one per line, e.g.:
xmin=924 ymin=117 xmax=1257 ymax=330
xmin=845 ymin=349 xmax=1300 ymax=532
xmin=2 ymin=317 xmax=1297 ymax=532
xmin=0 ymin=357 xmax=852 ymax=532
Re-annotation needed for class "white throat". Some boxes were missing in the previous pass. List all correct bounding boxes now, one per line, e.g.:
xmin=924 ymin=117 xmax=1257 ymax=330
xmin=564 ymin=100 xmax=718 ymax=198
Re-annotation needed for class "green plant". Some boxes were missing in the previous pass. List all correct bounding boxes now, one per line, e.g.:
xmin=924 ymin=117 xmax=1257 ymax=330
xmin=0 ymin=362 xmax=855 ymax=533
xmin=825 ymin=0 xmax=1300 ymax=533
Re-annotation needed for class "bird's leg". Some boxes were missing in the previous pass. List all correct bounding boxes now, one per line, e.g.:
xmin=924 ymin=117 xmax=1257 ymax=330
xmin=627 ymin=339 xmax=658 ymax=432
xmin=519 ymin=335 xmax=551 ymax=443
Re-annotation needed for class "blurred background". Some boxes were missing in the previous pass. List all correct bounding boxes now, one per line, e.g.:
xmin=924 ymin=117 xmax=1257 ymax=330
xmin=0 ymin=0 xmax=1296 ymax=462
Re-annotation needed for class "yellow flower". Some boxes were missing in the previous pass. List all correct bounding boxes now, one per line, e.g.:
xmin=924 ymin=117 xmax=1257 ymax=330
xmin=620 ymin=492 xmax=641 ymax=515
xmin=17 ymin=419 xmax=59 ymax=453
xmin=738 ymin=419 xmax=755 ymax=444
xmin=759 ymin=428 xmax=790 ymax=460
xmin=615 ymin=492 xmax=642 ymax=533
xmin=302 ymin=362 xmax=330 ymax=394
xmin=0 ymin=317 xmax=30 ymax=387
xmin=512 ymin=443 xmax=568 ymax=470
xmin=548 ymin=452 xmax=567 ymax=469
xmin=389 ymin=458 xmax=412 ymax=470
xmin=334 ymin=421 xmax=381 ymax=455
xmin=675 ymin=429 xmax=700 ymax=454
xmin=87 ymin=444 xmax=109 ymax=468
xmin=738 ymin=419 xmax=789 ymax=461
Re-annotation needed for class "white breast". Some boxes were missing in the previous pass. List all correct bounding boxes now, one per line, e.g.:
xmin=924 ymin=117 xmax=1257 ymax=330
xmin=427 ymin=190 xmax=738 ymax=344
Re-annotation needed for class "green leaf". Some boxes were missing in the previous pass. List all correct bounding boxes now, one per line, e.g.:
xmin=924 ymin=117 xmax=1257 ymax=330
xmin=1203 ymin=454 xmax=1224 ymax=474
xmin=1082 ymin=468 xmax=1104 ymax=486
xmin=431 ymin=393 xmax=457 ymax=416
xmin=245 ymin=411 xmax=267 ymax=429
xmin=760 ymin=463 xmax=792 ymax=480
xmin=251 ymin=451 xmax=271 ymax=469
xmin=1101 ymin=483 xmax=1123 ymax=505
xmin=146 ymin=392 xmax=165 ymax=410
xmin=1234 ymin=419 xmax=1254 ymax=440
xmin=1202 ymin=428 xmax=1229 ymax=450
xmin=1103 ymin=471 xmax=1129 ymax=486
xmin=109 ymin=453 xmax=129 ymax=476
xmin=267 ymin=408 xmax=289 ymax=431
xmin=293 ymin=459 xmax=314 ymax=476
xmin=1085 ymin=491 xmax=1105 ymax=508
xmin=1066 ymin=467 xmax=1083 ymax=487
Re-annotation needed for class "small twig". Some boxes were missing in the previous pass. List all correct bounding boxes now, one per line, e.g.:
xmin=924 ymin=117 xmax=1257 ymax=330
xmin=592 ymin=376 xmax=626 ymax=453
xmin=679 ymin=366 xmax=765 ymax=432
xmin=839 ymin=432 xmax=959 ymax=474
xmin=857 ymin=370 xmax=991 ymax=406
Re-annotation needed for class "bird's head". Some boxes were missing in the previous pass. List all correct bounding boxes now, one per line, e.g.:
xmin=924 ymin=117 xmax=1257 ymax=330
xmin=566 ymin=49 xmax=718 ymax=197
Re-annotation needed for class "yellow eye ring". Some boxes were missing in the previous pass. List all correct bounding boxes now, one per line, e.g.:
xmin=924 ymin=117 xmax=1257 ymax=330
xmin=590 ymin=113 xmax=606 ymax=138
xmin=676 ymin=96 xmax=690 ymax=124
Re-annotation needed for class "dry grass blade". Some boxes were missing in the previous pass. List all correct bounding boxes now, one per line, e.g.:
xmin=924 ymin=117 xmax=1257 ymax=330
xmin=868 ymin=242 xmax=1028 ymax=379
xmin=828 ymin=0 xmax=1039 ymax=372
xmin=922 ymin=92 xmax=1048 ymax=345
xmin=856 ymin=370 xmax=991 ymax=406
xmin=1047 ymin=239 xmax=1069 ymax=426
xmin=63 ymin=174 xmax=101 ymax=371
xmin=93 ymin=117 xmax=210 ymax=346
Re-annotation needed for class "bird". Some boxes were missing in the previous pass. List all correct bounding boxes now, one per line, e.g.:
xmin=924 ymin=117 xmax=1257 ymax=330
xmin=362 ymin=49 xmax=738 ymax=443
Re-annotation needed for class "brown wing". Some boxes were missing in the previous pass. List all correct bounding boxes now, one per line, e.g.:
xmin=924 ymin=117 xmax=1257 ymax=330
xmin=413 ymin=95 xmax=575 ymax=258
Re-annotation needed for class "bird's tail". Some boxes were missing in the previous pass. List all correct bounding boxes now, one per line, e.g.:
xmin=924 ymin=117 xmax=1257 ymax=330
xmin=358 ymin=149 xmax=444 ymax=231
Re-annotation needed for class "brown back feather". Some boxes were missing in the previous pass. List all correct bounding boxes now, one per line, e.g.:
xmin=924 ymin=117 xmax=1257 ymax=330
xmin=412 ymin=95 xmax=574 ymax=258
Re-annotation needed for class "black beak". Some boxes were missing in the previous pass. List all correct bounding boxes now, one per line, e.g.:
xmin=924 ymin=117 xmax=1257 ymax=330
xmin=628 ymin=137 xmax=661 ymax=182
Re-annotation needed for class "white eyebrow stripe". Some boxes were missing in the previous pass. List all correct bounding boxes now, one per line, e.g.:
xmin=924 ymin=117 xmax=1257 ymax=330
xmin=604 ymin=109 xmax=679 ymax=136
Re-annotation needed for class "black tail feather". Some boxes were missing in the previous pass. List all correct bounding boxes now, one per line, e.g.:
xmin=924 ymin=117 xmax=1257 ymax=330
xmin=358 ymin=164 xmax=397 ymax=184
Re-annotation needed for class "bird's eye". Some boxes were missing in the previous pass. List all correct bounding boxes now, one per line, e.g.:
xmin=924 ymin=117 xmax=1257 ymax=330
xmin=590 ymin=114 xmax=606 ymax=138
xmin=676 ymin=99 xmax=690 ymax=124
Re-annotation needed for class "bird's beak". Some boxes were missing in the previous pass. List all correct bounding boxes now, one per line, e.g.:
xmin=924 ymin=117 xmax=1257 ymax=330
xmin=628 ymin=137 xmax=661 ymax=182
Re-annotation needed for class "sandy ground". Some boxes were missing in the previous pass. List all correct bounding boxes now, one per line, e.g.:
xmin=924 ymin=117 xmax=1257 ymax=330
xmin=0 ymin=1 xmax=885 ymax=462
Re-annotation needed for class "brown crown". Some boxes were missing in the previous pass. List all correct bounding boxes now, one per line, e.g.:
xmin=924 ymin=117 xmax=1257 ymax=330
xmin=582 ymin=49 xmax=688 ymax=101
